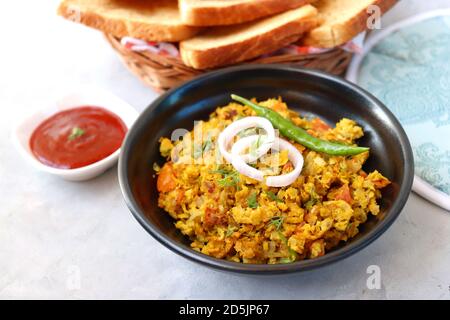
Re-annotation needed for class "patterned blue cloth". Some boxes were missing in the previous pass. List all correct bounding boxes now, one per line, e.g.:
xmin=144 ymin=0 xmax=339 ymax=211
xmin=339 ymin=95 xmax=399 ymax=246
xmin=358 ymin=15 xmax=450 ymax=195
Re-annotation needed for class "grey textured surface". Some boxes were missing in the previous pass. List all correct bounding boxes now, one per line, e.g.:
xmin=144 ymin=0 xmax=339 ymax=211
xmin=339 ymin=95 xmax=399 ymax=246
xmin=1 ymin=0 xmax=449 ymax=299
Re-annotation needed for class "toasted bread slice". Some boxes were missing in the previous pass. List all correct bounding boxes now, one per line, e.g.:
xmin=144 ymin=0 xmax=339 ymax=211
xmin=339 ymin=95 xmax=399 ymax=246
xmin=302 ymin=0 xmax=398 ymax=48
xmin=57 ymin=0 xmax=201 ymax=42
xmin=179 ymin=0 xmax=316 ymax=26
xmin=180 ymin=5 xmax=318 ymax=69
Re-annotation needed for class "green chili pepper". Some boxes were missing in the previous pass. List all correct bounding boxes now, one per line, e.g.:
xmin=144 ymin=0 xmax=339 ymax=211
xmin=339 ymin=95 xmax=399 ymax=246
xmin=231 ymin=95 xmax=369 ymax=156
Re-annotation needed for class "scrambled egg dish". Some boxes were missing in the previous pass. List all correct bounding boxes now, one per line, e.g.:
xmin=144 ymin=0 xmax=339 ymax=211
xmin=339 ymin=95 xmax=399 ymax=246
xmin=156 ymin=98 xmax=390 ymax=264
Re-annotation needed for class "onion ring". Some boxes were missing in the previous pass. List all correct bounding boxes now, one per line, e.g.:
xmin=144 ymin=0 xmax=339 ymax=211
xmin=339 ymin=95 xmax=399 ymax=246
xmin=230 ymin=136 xmax=304 ymax=187
xmin=265 ymin=138 xmax=304 ymax=187
xmin=230 ymin=135 xmax=265 ymax=181
xmin=218 ymin=117 xmax=275 ymax=163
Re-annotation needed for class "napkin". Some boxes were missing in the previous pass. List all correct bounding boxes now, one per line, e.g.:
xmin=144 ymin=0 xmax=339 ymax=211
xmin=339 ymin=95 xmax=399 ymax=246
xmin=348 ymin=10 xmax=450 ymax=210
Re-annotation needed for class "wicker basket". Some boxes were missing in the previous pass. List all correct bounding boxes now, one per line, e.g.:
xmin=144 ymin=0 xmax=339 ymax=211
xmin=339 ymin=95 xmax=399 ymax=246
xmin=106 ymin=34 xmax=353 ymax=92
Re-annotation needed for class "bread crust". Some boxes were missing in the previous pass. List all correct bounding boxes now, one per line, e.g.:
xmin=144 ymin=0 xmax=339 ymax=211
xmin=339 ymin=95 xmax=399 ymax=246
xmin=302 ymin=0 xmax=398 ymax=48
xmin=180 ymin=0 xmax=316 ymax=26
xmin=58 ymin=1 xmax=201 ymax=42
xmin=180 ymin=17 xmax=318 ymax=69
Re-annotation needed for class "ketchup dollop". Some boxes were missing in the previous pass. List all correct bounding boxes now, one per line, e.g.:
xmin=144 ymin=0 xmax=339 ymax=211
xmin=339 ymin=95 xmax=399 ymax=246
xmin=30 ymin=106 xmax=127 ymax=169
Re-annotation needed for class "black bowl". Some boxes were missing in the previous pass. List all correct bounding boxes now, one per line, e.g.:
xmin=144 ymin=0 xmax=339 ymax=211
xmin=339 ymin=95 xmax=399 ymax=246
xmin=119 ymin=65 xmax=414 ymax=275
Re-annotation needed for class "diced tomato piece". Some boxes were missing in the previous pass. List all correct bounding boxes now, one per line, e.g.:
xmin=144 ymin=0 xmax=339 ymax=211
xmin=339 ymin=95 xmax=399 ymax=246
xmin=311 ymin=118 xmax=331 ymax=132
xmin=176 ymin=190 xmax=185 ymax=204
xmin=157 ymin=163 xmax=176 ymax=193
xmin=224 ymin=109 xmax=238 ymax=120
xmin=282 ymin=162 xmax=294 ymax=173
xmin=204 ymin=181 xmax=216 ymax=193
xmin=373 ymin=178 xmax=390 ymax=189
xmin=335 ymin=184 xmax=353 ymax=204
xmin=204 ymin=207 xmax=227 ymax=229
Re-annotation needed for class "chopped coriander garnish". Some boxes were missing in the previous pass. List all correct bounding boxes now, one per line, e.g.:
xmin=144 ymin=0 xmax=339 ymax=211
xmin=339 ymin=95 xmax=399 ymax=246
xmin=305 ymin=187 xmax=320 ymax=210
xmin=250 ymin=135 xmax=263 ymax=157
xmin=269 ymin=216 xmax=284 ymax=230
xmin=193 ymin=135 xmax=213 ymax=159
xmin=247 ymin=192 xmax=259 ymax=209
xmin=210 ymin=168 xmax=230 ymax=175
xmin=225 ymin=227 xmax=237 ymax=237
xmin=266 ymin=191 xmax=283 ymax=203
xmin=68 ymin=127 xmax=85 ymax=141
xmin=276 ymin=231 xmax=297 ymax=263
xmin=279 ymin=257 xmax=294 ymax=264
xmin=202 ymin=136 xmax=213 ymax=153
xmin=193 ymin=143 xmax=202 ymax=159
xmin=218 ymin=172 xmax=240 ymax=187
xmin=304 ymin=198 xmax=317 ymax=210
xmin=211 ymin=168 xmax=240 ymax=188
xmin=277 ymin=231 xmax=288 ymax=243
xmin=237 ymin=127 xmax=257 ymax=138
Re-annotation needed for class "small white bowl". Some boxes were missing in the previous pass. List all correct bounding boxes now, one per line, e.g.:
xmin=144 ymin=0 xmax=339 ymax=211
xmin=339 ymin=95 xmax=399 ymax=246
xmin=12 ymin=87 xmax=139 ymax=181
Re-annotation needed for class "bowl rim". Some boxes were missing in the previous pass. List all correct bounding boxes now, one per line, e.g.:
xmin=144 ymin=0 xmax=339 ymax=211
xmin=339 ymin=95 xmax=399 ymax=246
xmin=118 ymin=65 xmax=414 ymax=275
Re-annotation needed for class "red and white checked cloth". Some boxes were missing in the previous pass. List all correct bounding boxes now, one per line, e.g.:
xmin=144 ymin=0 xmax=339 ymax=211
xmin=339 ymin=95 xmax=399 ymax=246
xmin=120 ymin=32 xmax=366 ymax=58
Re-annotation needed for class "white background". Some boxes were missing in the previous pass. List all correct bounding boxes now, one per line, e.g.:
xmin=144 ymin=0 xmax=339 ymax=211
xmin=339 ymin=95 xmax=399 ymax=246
xmin=1 ymin=0 xmax=450 ymax=299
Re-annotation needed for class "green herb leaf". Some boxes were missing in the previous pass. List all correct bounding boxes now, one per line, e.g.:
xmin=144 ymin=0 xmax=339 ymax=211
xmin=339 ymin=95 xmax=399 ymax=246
xmin=193 ymin=143 xmax=202 ymax=159
xmin=193 ymin=135 xmax=213 ymax=159
xmin=305 ymin=187 xmax=320 ymax=210
xmin=225 ymin=227 xmax=237 ymax=238
xmin=276 ymin=231 xmax=297 ymax=263
xmin=279 ymin=257 xmax=294 ymax=264
xmin=210 ymin=168 xmax=229 ymax=175
xmin=277 ymin=230 xmax=288 ymax=243
xmin=68 ymin=127 xmax=85 ymax=141
xmin=202 ymin=137 xmax=213 ymax=153
xmin=211 ymin=167 xmax=241 ymax=188
xmin=250 ymin=135 xmax=262 ymax=157
xmin=237 ymin=127 xmax=257 ymax=138
xmin=266 ymin=191 xmax=283 ymax=203
xmin=304 ymin=199 xmax=317 ymax=211
xmin=218 ymin=172 xmax=240 ymax=187
xmin=247 ymin=192 xmax=259 ymax=209
xmin=269 ymin=216 xmax=284 ymax=230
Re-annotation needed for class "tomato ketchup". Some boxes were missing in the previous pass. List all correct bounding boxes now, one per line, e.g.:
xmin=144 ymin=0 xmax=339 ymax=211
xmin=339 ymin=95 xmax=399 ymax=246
xmin=30 ymin=106 xmax=127 ymax=169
